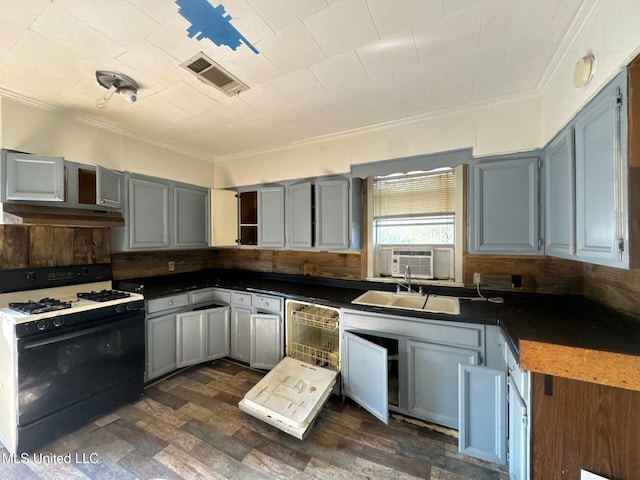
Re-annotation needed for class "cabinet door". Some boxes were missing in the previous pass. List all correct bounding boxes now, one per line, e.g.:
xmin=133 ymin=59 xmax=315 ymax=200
xmin=342 ymin=331 xmax=388 ymax=423
xmin=147 ymin=313 xmax=177 ymax=381
xmin=508 ymin=379 xmax=529 ymax=480
xmin=574 ymin=70 xmax=628 ymax=267
xmin=544 ymin=127 xmax=575 ymax=258
xmin=230 ymin=306 xmax=252 ymax=362
xmin=288 ymin=182 xmax=312 ymax=248
xmin=249 ymin=312 xmax=282 ymax=369
xmin=258 ymin=186 xmax=285 ymax=247
xmin=315 ymin=179 xmax=350 ymax=249
xmin=5 ymin=152 xmax=65 ymax=202
xmin=128 ymin=176 xmax=170 ymax=249
xmin=176 ymin=311 xmax=206 ymax=368
xmin=458 ymin=364 xmax=507 ymax=464
xmin=211 ymin=190 xmax=238 ymax=246
xmin=96 ymin=165 xmax=123 ymax=209
xmin=173 ymin=185 xmax=210 ymax=248
xmin=206 ymin=307 xmax=230 ymax=360
xmin=407 ymin=340 xmax=478 ymax=428
xmin=469 ymin=157 xmax=541 ymax=254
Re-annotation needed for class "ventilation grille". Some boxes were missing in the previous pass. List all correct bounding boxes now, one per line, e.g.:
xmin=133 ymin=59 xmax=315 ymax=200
xmin=180 ymin=52 xmax=248 ymax=96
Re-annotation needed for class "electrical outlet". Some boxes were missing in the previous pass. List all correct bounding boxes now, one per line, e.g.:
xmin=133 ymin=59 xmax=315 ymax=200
xmin=168 ymin=261 xmax=175 ymax=272
xmin=473 ymin=272 xmax=482 ymax=284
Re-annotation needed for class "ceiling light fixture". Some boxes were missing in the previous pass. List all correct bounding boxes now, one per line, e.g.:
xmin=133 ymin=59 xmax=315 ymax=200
xmin=95 ymin=70 xmax=139 ymax=109
xmin=573 ymin=54 xmax=595 ymax=88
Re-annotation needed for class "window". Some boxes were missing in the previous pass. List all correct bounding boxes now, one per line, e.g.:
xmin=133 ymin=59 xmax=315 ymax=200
xmin=372 ymin=168 xmax=458 ymax=281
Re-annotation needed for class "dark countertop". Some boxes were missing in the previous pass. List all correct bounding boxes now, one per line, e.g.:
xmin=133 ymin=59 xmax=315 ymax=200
xmin=114 ymin=269 xmax=640 ymax=360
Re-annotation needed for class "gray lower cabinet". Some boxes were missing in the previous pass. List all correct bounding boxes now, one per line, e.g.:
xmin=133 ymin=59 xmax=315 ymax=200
xmin=408 ymin=340 xmax=478 ymax=429
xmin=177 ymin=306 xmax=230 ymax=367
xmin=342 ymin=331 xmax=389 ymax=423
xmin=458 ymin=364 xmax=507 ymax=464
xmin=147 ymin=313 xmax=178 ymax=381
xmin=249 ymin=313 xmax=282 ymax=369
xmin=469 ymin=156 xmax=542 ymax=254
xmin=230 ymin=306 xmax=252 ymax=363
xmin=509 ymin=377 xmax=529 ymax=480
xmin=258 ymin=186 xmax=285 ymax=247
xmin=2 ymin=150 xmax=65 ymax=202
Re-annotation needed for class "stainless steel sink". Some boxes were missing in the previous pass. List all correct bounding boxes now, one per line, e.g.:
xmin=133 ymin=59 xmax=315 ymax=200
xmin=351 ymin=290 xmax=460 ymax=315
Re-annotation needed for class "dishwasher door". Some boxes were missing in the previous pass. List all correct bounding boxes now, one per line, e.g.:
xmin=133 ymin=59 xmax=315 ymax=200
xmin=238 ymin=356 xmax=338 ymax=439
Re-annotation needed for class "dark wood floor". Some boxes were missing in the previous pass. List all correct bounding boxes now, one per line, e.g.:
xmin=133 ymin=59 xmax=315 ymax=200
xmin=1 ymin=359 xmax=508 ymax=479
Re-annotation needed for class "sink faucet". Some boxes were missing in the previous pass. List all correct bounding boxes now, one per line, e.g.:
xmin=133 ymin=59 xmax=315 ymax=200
xmin=404 ymin=265 xmax=412 ymax=293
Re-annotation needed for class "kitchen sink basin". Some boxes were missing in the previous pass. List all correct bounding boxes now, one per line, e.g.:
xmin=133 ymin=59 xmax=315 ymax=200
xmin=351 ymin=290 xmax=460 ymax=315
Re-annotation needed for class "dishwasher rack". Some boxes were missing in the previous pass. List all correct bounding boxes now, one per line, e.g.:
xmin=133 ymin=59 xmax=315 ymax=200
xmin=287 ymin=301 xmax=340 ymax=370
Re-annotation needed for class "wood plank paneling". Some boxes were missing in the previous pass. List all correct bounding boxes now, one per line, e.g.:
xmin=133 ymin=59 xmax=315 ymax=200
xmin=73 ymin=229 xmax=93 ymax=264
xmin=29 ymin=225 xmax=53 ymax=267
xmin=52 ymin=227 xmax=74 ymax=266
xmin=463 ymin=254 xmax=584 ymax=294
xmin=2 ymin=225 xmax=29 ymax=269
xmin=92 ymin=228 xmax=111 ymax=264
xmin=583 ymin=263 xmax=640 ymax=317
xmin=532 ymin=373 xmax=640 ymax=480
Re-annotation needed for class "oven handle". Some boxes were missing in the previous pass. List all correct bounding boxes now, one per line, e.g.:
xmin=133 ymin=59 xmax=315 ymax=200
xmin=22 ymin=312 xmax=143 ymax=350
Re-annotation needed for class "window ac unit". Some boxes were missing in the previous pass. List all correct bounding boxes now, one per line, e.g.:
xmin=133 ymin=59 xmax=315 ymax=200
xmin=391 ymin=249 xmax=434 ymax=279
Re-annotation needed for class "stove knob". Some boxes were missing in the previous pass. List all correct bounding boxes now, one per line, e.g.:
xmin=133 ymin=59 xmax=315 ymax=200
xmin=115 ymin=304 xmax=125 ymax=313
xmin=52 ymin=318 xmax=64 ymax=327
xmin=36 ymin=319 xmax=50 ymax=331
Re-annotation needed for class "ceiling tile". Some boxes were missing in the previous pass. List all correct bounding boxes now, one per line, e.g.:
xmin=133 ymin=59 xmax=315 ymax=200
xmin=125 ymin=0 xmax=177 ymax=23
xmin=248 ymin=0 xmax=328 ymax=31
xmin=117 ymin=40 xmax=186 ymax=88
xmin=255 ymin=21 xmax=327 ymax=74
xmin=472 ymin=62 xmax=539 ymax=100
xmin=271 ymin=68 xmax=327 ymax=104
xmin=393 ymin=58 xmax=447 ymax=96
xmin=304 ymin=0 xmax=379 ymax=57
xmin=384 ymin=90 xmax=428 ymax=120
xmin=0 ymin=1 xmax=38 ymax=54
xmin=310 ymin=50 xmax=369 ymax=92
xmin=312 ymin=89 xmax=360 ymax=114
xmin=349 ymin=73 xmax=398 ymax=106
xmin=356 ymin=31 xmax=418 ymax=78
xmin=54 ymin=0 xmax=160 ymax=50
xmin=210 ymin=0 xmax=274 ymax=45
xmin=414 ymin=4 xmax=483 ymax=63
xmin=444 ymin=0 xmax=484 ymax=16
xmin=29 ymin=3 xmax=126 ymax=60
xmin=425 ymin=80 xmax=473 ymax=110
xmin=366 ymin=0 xmax=443 ymax=38
xmin=237 ymin=82 xmax=291 ymax=113
xmin=159 ymin=82 xmax=220 ymax=116
xmin=445 ymin=40 xmax=508 ymax=84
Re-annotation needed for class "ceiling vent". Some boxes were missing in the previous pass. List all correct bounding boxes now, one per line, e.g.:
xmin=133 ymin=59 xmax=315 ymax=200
xmin=180 ymin=52 xmax=249 ymax=96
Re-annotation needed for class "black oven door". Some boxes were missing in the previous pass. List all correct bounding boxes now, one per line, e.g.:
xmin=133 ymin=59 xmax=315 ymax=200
xmin=17 ymin=311 xmax=144 ymax=427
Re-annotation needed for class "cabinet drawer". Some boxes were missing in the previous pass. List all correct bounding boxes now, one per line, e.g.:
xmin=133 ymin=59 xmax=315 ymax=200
xmin=254 ymin=295 xmax=282 ymax=313
xmin=506 ymin=343 xmax=528 ymax=398
xmin=190 ymin=288 xmax=231 ymax=306
xmin=232 ymin=292 xmax=252 ymax=307
xmin=147 ymin=294 xmax=189 ymax=314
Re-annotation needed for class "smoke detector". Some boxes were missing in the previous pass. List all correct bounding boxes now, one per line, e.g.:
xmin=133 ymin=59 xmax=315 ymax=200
xmin=180 ymin=52 xmax=248 ymax=96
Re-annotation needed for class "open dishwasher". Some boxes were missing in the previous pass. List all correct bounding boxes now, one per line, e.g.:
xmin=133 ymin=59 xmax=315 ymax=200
xmin=239 ymin=299 xmax=340 ymax=439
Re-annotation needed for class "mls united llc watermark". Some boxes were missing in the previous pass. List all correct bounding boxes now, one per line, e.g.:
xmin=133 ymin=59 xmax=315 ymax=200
xmin=1 ymin=452 xmax=99 ymax=464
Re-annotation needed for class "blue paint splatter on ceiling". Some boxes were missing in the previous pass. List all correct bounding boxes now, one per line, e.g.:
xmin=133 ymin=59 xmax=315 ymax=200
xmin=176 ymin=0 xmax=259 ymax=54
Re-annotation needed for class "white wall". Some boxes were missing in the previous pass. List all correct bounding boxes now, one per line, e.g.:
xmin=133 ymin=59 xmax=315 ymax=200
xmin=0 ymin=98 xmax=215 ymax=188
xmin=214 ymin=0 xmax=640 ymax=188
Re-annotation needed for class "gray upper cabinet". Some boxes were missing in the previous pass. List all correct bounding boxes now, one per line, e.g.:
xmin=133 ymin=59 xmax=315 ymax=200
xmin=544 ymin=127 xmax=575 ymax=258
xmin=287 ymin=182 xmax=313 ymax=248
xmin=574 ymin=70 xmax=628 ymax=268
xmin=258 ymin=186 xmax=285 ymax=248
xmin=315 ymin=178 xmax=350 ymax=249
xmin=128 ymin=175 xmax=171 ymax=249
xmin=173 ymin=185 xmax=210 ymax=248
xmin=112 ymin=173 xmax=210 ymax=251
xmin=3 ymin=151 xmax=65 ymax=202
xmin=469 ymin=156 xmax=541 ymax=254
xmin=96 ymin=165 xmax=123 ymax=209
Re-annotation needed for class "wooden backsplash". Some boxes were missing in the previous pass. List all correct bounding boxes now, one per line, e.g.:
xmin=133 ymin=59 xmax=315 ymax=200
xmin=0 ymin=224 xmax=110 ymax=268
xmin=111 ymin=248 xmax=364 ymax=281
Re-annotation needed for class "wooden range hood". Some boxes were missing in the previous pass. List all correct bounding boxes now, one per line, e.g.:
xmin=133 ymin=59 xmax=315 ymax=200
xmin=0 ymin=203 xmax=124 ymax=228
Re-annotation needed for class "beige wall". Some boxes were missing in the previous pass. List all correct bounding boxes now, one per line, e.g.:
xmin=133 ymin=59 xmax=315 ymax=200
xmin=0 ymin=98 xmax=215 ymax=188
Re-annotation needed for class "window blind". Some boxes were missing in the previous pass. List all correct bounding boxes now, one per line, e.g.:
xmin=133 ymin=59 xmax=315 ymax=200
xmin=373 ymin=169 xmax=456 ymax=219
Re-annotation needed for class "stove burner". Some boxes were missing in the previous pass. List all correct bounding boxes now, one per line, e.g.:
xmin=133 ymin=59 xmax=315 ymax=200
xmin=77 ymin=290 xmax=130 ymax=302
xmin=9 ymin=298 xmax=72 ymax=315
